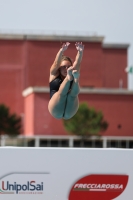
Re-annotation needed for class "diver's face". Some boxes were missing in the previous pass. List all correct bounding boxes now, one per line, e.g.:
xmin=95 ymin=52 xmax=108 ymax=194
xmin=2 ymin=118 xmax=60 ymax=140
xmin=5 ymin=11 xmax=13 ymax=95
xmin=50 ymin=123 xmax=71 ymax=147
xmin=59 ymin=60 xmax=71 ymax=77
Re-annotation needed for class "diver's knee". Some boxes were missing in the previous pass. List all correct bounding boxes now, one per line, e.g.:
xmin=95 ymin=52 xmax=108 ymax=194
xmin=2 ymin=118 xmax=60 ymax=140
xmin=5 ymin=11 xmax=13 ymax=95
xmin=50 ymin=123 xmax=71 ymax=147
xmin=63 ymin=116 xmax=71 ymax=120
xmin=50 ymin=112 xmax=63 ymax=119
xmin=63 ymin=114 xmax=73 ymax=120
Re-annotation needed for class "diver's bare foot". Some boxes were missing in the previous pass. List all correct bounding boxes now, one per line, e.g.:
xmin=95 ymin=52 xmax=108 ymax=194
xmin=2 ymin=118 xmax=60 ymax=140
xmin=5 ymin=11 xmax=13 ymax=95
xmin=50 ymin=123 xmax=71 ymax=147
xmin=67 ymin=67 xmax=73 ymax=81
xmin=72 ymin=70 xmax=80 ymax=82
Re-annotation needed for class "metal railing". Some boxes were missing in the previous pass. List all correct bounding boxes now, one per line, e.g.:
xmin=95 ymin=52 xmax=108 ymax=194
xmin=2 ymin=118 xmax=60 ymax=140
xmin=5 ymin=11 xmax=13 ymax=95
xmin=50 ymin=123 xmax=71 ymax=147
xmin=0 ymin=135 xmax=133 ymax=148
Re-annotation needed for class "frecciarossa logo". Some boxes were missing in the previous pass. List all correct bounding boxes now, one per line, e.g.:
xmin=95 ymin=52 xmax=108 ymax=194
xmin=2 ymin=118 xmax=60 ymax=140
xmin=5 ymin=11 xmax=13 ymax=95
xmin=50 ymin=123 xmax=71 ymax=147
xmin=69 ymin=174 xmax=128 ymax=200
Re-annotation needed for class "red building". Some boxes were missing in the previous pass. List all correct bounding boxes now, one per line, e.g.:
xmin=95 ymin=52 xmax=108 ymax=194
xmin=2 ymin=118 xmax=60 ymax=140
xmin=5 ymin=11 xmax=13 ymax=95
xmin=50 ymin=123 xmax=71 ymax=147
xmin=0 ymin=34 xmax=133 ymax=142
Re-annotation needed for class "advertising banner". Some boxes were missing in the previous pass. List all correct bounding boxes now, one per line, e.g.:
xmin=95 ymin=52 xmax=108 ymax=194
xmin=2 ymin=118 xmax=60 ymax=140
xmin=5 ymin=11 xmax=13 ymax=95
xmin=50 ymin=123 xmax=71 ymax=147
xmin=0 ymin=147 xmax=133 ymax=200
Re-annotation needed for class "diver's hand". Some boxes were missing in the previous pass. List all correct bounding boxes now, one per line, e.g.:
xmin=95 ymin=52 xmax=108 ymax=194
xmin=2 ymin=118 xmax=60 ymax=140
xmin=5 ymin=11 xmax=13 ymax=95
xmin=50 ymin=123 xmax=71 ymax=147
xmin=61 ymin=42 xmax=70 ymax=52
xmin=75 ymin=42 xmax=84 ymax=52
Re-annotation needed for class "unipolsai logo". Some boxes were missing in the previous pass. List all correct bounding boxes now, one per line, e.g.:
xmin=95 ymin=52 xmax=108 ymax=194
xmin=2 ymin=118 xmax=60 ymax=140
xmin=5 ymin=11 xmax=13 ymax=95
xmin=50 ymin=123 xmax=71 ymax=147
xmin=0 ymin=180 xmax=43 ymax=194
xmin=0 ymin=172 xmax=49 ymax=195
xmin=69 ymin=174 xmax=128 ymax=200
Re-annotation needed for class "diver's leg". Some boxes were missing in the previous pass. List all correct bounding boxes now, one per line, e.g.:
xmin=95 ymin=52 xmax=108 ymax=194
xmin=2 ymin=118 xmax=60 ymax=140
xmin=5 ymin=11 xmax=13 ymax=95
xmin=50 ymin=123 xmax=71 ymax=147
xmin=63 ymin=70 xmax=80 ymax=119
xmin=48 ymin=67 xmax=73 ymax=119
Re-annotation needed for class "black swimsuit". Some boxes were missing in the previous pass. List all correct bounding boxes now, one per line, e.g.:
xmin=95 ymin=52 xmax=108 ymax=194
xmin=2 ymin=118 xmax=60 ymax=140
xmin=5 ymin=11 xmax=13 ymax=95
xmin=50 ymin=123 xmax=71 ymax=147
xmin=50 ymin=75 xmax=73 ymax=99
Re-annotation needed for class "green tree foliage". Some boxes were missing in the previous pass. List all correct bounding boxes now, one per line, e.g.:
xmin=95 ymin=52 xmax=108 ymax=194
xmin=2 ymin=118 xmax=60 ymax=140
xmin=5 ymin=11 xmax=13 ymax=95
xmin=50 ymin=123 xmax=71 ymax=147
xmin=63 ymin=102 xmax=108 ymax=138
xmin=0 ymin=104 xmax=22 ymax=138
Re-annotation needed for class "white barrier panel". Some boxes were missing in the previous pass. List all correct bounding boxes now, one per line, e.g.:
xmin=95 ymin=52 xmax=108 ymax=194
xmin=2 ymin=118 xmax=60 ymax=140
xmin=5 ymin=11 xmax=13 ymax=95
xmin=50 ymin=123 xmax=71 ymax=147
xmin=0 ymin=147 xmax=133 ymax=200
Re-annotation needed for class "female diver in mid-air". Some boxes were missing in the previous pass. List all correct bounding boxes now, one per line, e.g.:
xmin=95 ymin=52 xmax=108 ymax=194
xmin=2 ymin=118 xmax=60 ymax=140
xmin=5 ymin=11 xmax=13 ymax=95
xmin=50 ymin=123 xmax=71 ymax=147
xmin=48 ymin=42 xmax=84 ymax=119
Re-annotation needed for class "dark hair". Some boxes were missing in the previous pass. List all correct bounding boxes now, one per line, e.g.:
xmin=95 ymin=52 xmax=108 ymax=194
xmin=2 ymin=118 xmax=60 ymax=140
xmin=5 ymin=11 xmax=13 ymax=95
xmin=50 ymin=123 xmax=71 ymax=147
xmin=61 ymin=56 xmax=73 ymax=66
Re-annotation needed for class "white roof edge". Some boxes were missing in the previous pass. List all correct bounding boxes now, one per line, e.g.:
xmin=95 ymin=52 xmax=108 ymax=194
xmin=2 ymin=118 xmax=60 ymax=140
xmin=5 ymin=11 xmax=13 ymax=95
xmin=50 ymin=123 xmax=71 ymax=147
xmin=0 ymin=34 xmax=104 ymax=42
xmin=79 ymin=88 xmax=133 ymax=94
xmin=103 ymin=43 xmax=130 ymax=49
xmin=22 ymin=87 xmax=133 ymax=97
xmin=0 ymin=34 xmax=130 ymax=48
xmin=22 ymin=87 xmax=49 ymax=97
xmin=0 ymin=34 xmax=25 ymax=40
xmin=26 ymin=35 xmax=104 ymax=42
xmin=22 ymin=87 xmax=34 ymax=97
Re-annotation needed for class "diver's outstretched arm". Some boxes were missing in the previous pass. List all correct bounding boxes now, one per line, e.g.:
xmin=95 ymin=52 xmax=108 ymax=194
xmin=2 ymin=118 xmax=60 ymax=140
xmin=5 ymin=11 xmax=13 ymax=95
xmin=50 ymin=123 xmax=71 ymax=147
xmin=73 ymin=42 xmax=84 ymax=72
xmin=50 ymin=42 xmax=70 ymax=76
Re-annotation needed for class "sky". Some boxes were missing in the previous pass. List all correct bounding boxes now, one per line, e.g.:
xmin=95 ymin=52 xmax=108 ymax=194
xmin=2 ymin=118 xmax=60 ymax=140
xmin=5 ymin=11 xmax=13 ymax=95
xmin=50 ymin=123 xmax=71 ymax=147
xmin=0 ymin=0 xmax=133 ymax=89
